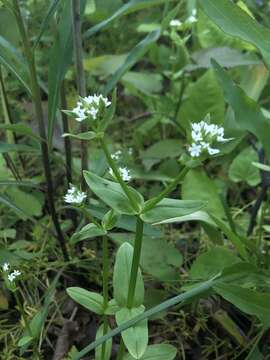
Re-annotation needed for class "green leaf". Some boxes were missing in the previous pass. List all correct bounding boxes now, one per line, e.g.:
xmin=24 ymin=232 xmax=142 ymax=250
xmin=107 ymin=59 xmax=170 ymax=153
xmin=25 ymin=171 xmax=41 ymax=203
xmin=18 ymin=336 xmax=33 ymax=347
xmin=178 ymin=70 xmax=225 ymax=129
xmin=103 ymin=29 xmax=161 ymax=95
xmin=229 ymin=147 xmax=260 ymax=186
xmin=95 ymin=323 xmax=112 ymax=360
xmin=198 ymin=0 xmax=270 ymax=69
xmin=84 ymin=0 xmax=170 ymax=38
xmin=0 ymin=123 xmax=41 ymax=142
xmin=67 ymin=287 xmax=104 ymax=315
xmin=0 ymin=36 xmax=31 ymax=94
xmin=121 ymin=71 xmax=163 ymax=94
xmin=212 ymin=60 xmax=270 ymax=160
xmin=70 ymin=223 xmax=106 ymax=244
xmin=123 ymin=344 xmax=177 ymax=360
xmin=116 ymin=306 xmax=148 ymax=359
xmin=252 ymin=162 xmax=270 ymax=172
xmin=47 ymin=0 xmax=73 ymax=147
xmin=190 ymin=247 xmax=240 ymax=281
xmin=141 ymin=198 xmax=205 ymax=224
xmin=84 ymin=171 xmax=144 ymax=215
xmin=0 ymin=193 xmax=28 ymax=220
xmin=154 ymin=210 xmax=216 ymax=227
xmin=214 ymin=283 xmax=270 ymax=325
xmin=102 ymin=209 xmax=120 ymax=231
xmin=182 ymin=168 xmax=225 ymax=219
xmin=113 ymin=242 xmax=144 ymax=307
xmin=6 ymin=187 xmax=43 ymax=217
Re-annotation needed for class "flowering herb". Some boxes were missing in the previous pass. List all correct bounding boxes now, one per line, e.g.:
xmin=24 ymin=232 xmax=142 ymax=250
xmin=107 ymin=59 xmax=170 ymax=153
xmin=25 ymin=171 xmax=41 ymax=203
xmin=188 ymin=120 xmax=232 ymax=158
xmin=70 ymin=94 xmax=111 ymax=122
xmin=64 ymin=185 xmax=87 ymax=204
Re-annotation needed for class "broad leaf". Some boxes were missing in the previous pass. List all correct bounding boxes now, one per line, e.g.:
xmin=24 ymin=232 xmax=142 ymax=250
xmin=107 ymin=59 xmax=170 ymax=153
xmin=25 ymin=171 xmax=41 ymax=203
xmin=84 ymin=171 xmax=144 ymax=215
xmin=70 ymin=223 xmax=106 ymax=244
xmin=214 ymin=283 xmax=270 ymax=325
xmin=141 ymin=198 xmax=204 ymax=224
xmin=124 ymin=344 xmax=177 ymax=360
xmin=116 ymin=306 xmax=148 ymax=359
xmin=67 ymin=287 xmax=104 ymax=315
xmin=113 ymin=242 xmax=144 ymax=307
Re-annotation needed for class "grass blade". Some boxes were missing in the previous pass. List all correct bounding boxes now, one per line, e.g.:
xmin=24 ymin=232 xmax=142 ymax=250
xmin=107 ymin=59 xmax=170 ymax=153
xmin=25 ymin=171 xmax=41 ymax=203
xmin=83 ymin=0 xmax=171 ymax=39
xmin=34 ymin=0 xmax=62 ymax=48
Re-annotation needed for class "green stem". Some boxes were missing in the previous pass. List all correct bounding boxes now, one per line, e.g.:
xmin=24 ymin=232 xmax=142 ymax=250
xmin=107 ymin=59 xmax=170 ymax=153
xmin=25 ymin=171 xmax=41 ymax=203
xmin=127 ymin=217 xmax=144 ymax=308
xmin=101 ymin=236 xmax=109 ymax=360
xmin=71 ymin=0 xmax=88 ymax=188
xmin=142 ymin=166 xmax=189 ymax=213
xmin=117 ymin=217 xmax=144 ymax=360
xmin=12 ymin=0 xmax=69 ymax=262
xmin=100 ymin=137 xmax=140 ymax=213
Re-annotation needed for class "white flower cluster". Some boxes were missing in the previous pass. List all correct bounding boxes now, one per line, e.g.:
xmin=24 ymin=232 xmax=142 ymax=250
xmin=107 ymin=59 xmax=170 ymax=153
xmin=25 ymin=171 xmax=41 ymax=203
xmin=170 ymin=19 xmax=182 ymax=27
xmin=170 ymin=9 xmax=197 ymax=29
xmin=2 ymin=262 xmax=21 ymax=283
xmin=188 ymin=121 xmax=231 ymax=158
xmin=109 ymin=167 xmax=131 ymax=182
xmin=64 ymin=185 xmax=87 ymax=204
xmin=72 ymin=94 xmax=111 ymax=122
xmin=111 ymin=150 xmax=122 ymax=161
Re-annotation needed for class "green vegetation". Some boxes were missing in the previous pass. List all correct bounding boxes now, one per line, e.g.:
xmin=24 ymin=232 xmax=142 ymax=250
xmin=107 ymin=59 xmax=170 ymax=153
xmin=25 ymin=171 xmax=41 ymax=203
xmin=1 ymin=0 xmax=270 ymax=359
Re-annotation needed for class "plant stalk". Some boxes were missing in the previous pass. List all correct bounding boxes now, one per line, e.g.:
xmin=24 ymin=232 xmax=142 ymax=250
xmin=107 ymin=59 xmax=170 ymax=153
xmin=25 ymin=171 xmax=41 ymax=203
xmin=142 ymin=166 xmax=189 ymax=213
xmin=71 ymin=0 xmax=88 ymax=188
xmin=12 ymin=0 xmax=69 ymax=262
xmin=101 ymin=235 xmax=109 ymax=360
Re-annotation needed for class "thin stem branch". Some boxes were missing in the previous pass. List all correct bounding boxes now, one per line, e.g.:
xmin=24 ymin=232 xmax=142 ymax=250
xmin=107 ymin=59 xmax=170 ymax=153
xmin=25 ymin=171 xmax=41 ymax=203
xmin=12 ymin=0 xmax=69 ymax=261
xmin=71 ymin=0 xmax=88 ymax=187
xmin=142 ymin=166 xmax=189 ymax=213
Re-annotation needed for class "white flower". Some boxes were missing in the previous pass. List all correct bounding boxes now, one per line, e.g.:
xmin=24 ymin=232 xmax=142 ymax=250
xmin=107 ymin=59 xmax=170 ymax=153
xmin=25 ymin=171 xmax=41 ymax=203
xmin=2 ymin=263 xmax=9 ymax=272
xmin=64 ymin=185 xmax=87 ymax=204
xmin=207 ymin=147 xmax=220 ymax=155
xmin=119 ymin=167 xmax=131 ymax=181
xmin=111 ymin=150 xmax=122 ymax=160
xmin=170 ymin=19 xmax=182 ymax=27
xmin=8 ymin=270 xmax=21 ymax=282
xmin=72 ymin=104 xmax=87 ymax=122
xmin=109 ymin=167 xmax=131 ymax=182
xmin=188 ymin=143 xmax=202 ymax=157
xmin=187 ymin=9 xmax=197 ymax=24
xmin=191 ymin=130 xmax=202 ymax=142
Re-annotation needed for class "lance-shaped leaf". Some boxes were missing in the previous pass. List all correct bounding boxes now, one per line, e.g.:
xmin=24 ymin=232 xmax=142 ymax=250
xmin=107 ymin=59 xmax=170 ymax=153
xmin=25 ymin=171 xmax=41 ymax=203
xmin=198 ymin=0 xmax=270 ymax=70
xmin=212 ymin=60 xmax=270 ymax=161
xmin=67 ymin=287 xmax=104 ymax=315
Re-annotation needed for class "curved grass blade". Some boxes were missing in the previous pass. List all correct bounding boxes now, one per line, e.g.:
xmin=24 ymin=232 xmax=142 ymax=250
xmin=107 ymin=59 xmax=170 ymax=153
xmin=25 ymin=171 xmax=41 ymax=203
xmin=103 ymin=29 xmax=160 ymax=95
xmin=34 ymin=0 xmax=62 ymax=48
xmin=198 ymin=0 xmax=270 ymax=70
xmin=72 ymin=278 xmax=216 ymax=359
xmin=83 ymin=0 xmax=171 ymax=39
xmin=0 ymin=36 xmax=31 ymax=94
xmin=47 ymin=0 xmax=73 ymax=147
